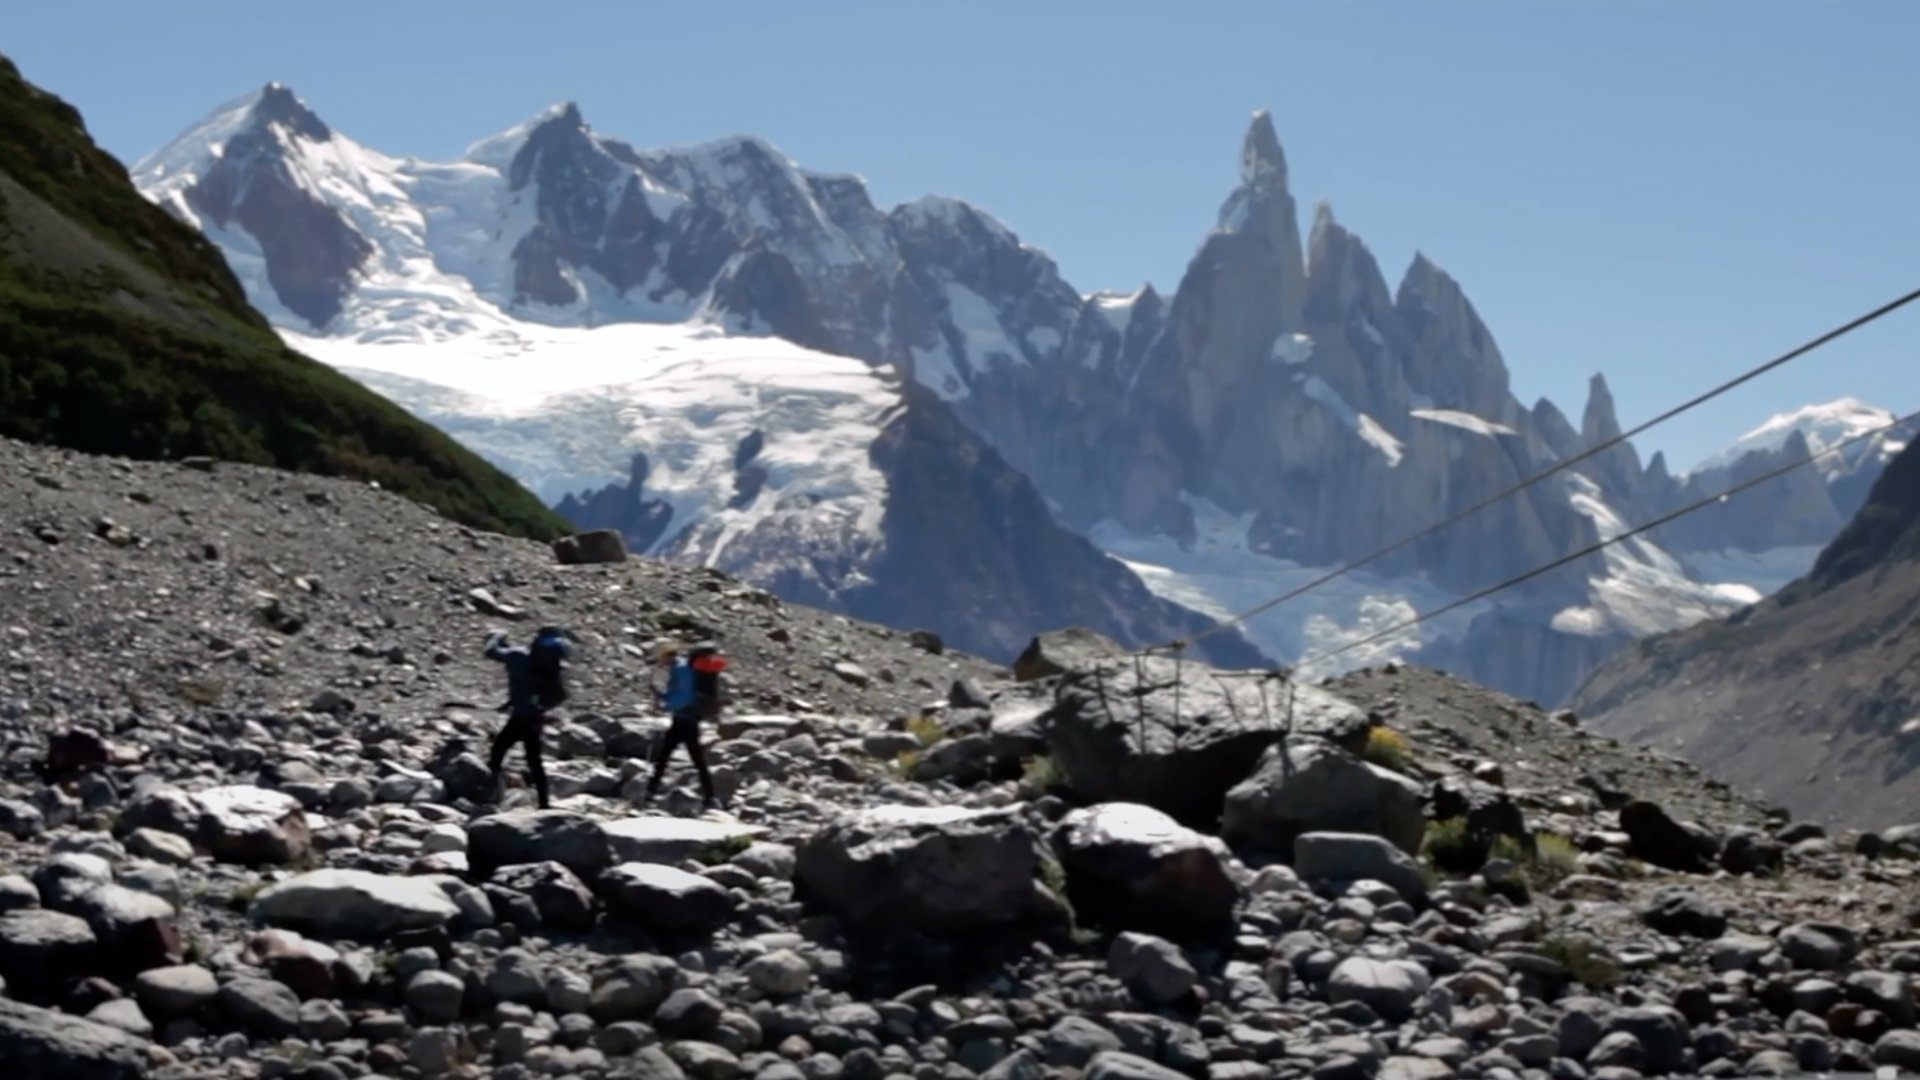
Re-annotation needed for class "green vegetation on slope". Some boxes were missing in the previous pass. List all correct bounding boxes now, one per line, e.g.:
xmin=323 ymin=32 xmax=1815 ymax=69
xmin=0 ymin=55 xmax=568 ymax=540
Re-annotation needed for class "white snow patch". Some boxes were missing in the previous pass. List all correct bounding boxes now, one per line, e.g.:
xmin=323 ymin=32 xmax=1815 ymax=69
xmin=1024 ymin=326 xmax=1062 ymax=357
xmin=1086 ymin=288 xmax=1148 ymax=356
xmin=909 ymin=341 xmax=971 ymax=402
xmin=1090 ymin=496 xmax=1486 ymax=673
xmin=1271 ymin=332 xmax=1314 ymax=365
xmin=1358 ymin=416 xmax=1405 ymax=468
xmin=1411 ymin=409 xmax=1517 ymax=438
xmin=944 ymin=283 xmax=1022 ymax=368
xmin=1557 ymin=473 xmax=1752 ymax=638
xmin=1301 ymin=377 xmax=1401 ymax=465
xmin=282 ymin=321 xmax=897 ymax=560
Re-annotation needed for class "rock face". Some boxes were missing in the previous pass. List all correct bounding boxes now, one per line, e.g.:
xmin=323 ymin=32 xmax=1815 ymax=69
xmin=1052 ymin=803 xmax=1242 ymax=941
xmin=1573 ymin=437 xmax=1920 ymax=828
xmin=1044 ymin=656 xmax=1367 ymax=827
xmin=1220 ymin=736 xmax=1426 ymax=856
xmin=794 ymin=805 xmax=1053 ymax=935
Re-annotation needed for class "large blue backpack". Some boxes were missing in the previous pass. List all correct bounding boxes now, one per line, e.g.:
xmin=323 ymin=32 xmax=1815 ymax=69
xmin=529 ymin=626 xmax=572 ymax=709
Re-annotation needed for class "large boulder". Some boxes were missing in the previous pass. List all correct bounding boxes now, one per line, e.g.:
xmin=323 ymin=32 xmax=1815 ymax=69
xmin=489 ymin=862 xmax=598 ymax=931
xmin=249 ymin=870 xmax=461 ymax=941
xmin=113 ymin=784 xmax=311 ymax=866
xmin=111 ymin=787 xmax=198 ymax=841
xmin=601 ymin=817 xmax=766 ymax=866
xmin=1328 ymin=957 xmax=1432 ymax=1023
xmin=598 ymin=864 xmax=732 ymax=937
xmin=60 ymin=884 xmax=182 ymax=975
xmin=1221 ymin=736 xmax=1425 ymax=856
xmin=1619 ymin=801 xmax=1713 ymax=873
xmin=552 ymin=529 xmax=628 ymax=565
xmin=1014 ymin=627 xmax=1126 ymax=682
xmin=1428 ymin=775 xmax=1530 ymax=869
xmin=1044 ymin=656 xmax=1368 ymax=826
xmin=1293 ymin=832 xmax=1427 ymax=904
xmin=908 ymin=734 xmax=999 ymax=786
xmin=1053 ymin=803 xmax=1242 ymax=940
xmin=988 ymin=695 xmax=1052 ymax=763
xmin=0 ymin=998 xmax=148 ymax=1080
xmin=191 ymin=786 xmax=312 ymax=866
xmin=0 ymin=909 xmax=100 ymax=998
xmin=469 ymin=810 xmax=613 ymax=879
xmin=132 ymin=965 xmax=219 ymax=1019
xmin=795 ymin=805 xmax=1054 ymax=935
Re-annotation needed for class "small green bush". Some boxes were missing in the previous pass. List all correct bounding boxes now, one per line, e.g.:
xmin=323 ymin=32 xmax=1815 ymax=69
xmin=1018 ymin=755 xmax=1066 ymax=799
xmin=1362 ymin=726 xmax=1414 ymax=772
xmin=695 ymin=834 xmax=755 ymax=865
xmin=1421 ymin=816 xmax=1484 ymax=875
xmin=1532 ymin=833 xmax=1582 ymax=882
xmin=1538 ymin=934 xmax=1621 ymax=989
xmin=905 ymin=714 xmax=944 ymax=747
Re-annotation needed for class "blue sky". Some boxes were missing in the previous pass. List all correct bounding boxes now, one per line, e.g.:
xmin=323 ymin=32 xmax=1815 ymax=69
xmin=10 ymin=1 xmax=1918 ymax=469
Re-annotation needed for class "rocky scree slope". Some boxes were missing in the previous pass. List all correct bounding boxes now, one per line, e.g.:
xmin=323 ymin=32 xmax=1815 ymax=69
xmin=10 ymin=440 xmax=1920 ymax=1078
xmin=0 ymin=55 xmax=565 ymax=542
xmin=129 ymin=87 xmax=1885 ymax=708
xmin=1572 ymin=436 xmax=1920 ymax=830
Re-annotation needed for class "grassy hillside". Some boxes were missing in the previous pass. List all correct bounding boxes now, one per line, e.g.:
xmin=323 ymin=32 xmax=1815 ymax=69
xmin=0 ymin=55 xmax=568 ymax=540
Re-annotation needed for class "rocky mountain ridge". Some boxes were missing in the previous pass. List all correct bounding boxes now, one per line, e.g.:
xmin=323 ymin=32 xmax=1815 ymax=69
xmin=129 ymin=82 xmax=1265 ymax=671
xmin=1571 ymin=434 xmax=1920 ymax=829
xmin=9 ymin=435 xmax=1920 ymax=1080
xmin=131 ymin=84 xmax=1904 ymax=705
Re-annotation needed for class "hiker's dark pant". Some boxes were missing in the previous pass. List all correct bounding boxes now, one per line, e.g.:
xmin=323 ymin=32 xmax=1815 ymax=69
xmin=489 ymin=708 xmax=549 ymax=809
xmin=649 ymin=710 xmax=714 ymax=800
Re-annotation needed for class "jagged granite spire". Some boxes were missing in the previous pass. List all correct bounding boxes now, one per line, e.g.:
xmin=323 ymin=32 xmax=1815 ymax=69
xmin=1393 ymin=252 xmax=1518 ymax=423
xmin=1241 ymin=108 xmax=1290 ymax=188
xmin=1581 ymin=372 xmax=1624 ymax=443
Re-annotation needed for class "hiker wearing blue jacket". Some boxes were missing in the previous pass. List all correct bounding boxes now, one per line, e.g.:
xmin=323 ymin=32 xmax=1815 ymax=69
xmin=484 ymin=625 xmax=572 ymax=810
xmin=647 ymin=639 xmax=723 ymax=809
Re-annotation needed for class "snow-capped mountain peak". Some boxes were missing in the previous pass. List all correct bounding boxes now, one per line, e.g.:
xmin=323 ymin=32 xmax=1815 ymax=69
xmin=134 ymin=82 xmax=336 ymax=213
xmin=1691 ymin=397 xmax=1904 ymax=478
xmin=462 ymin=101 xmax=584 ymax=170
